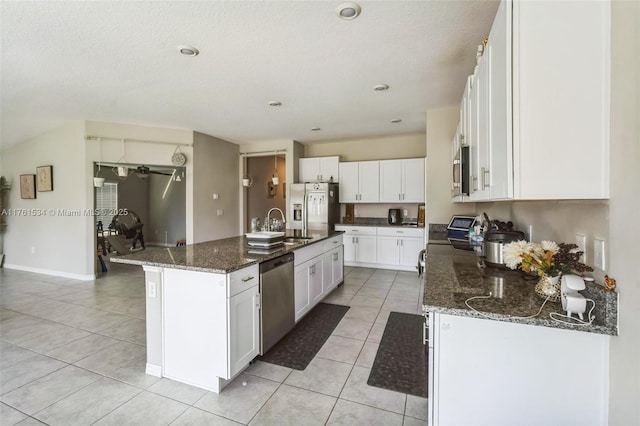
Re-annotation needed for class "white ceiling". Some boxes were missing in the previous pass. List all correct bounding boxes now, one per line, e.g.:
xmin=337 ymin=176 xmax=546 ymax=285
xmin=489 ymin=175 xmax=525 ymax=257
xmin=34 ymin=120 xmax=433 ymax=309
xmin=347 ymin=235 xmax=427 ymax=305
xmin=1 ymin=0 xmax=499 ymax=148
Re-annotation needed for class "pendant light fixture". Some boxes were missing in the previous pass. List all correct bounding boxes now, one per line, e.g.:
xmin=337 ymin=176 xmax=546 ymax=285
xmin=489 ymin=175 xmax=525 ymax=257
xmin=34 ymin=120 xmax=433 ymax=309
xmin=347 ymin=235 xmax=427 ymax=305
xmin=242 ymin=154 xmax=253 ymax=187
xmin=93 ymin=138 xmax=106 ymax=187
xmin=112 ymin=139 xmax=131 ymax=179
xmin=272 ymin=151 xmax=280 ymax=185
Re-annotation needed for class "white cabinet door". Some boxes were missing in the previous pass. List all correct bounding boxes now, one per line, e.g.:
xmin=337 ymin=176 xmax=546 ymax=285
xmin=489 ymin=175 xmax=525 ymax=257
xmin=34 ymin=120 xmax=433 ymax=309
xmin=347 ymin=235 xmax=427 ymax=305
xmin=469 ymin=52 xmax=490 ymax=202
xmin=318 ymin=156 xmax=339 ymax=182
xmin=399 ymin=237 xmax=424 ymax=268
xmin=402 ymin=158 xmax=425 ymax=202
xmin=342 ymin=234 xmax=356 ymax=263
xmin=379 ymin=160 xmax=403 ymax=202
xmin=323 ymin=247 xmax=343 ymax=293
xmin=358 ymin=161 xmax=380 ymax=202
xmin=332 ymin=247 xmax=344 ymax=287
xmin=338 ymin=162 xmax=359 ymax=203
xmin=294 ymin=264 xmax=310 ymax=321
xmin=376 ymin=236 xmax=399 ymax=265
xmin=513 ymin=0 xmax=609 ymax=199
xmin=356 ymin=235 xmax=377 ymax=263
xmin=299 ymin=158 xmax=320 ymax=183
xmin=487 ymin=0 xmax=513 ymax=200
xmin=228 ymin=285 xmax=259 ymax=378
xmin=309 ymin=257 xmax=324 ymax=305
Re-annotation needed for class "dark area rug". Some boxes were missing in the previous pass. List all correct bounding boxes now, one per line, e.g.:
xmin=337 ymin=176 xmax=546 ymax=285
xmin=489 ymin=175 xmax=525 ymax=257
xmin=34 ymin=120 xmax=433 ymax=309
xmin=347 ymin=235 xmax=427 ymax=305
xmin=367 ymin=312 xmax=428 ymax=398
xmin=257 ymin=302 xmax=350 ymax=370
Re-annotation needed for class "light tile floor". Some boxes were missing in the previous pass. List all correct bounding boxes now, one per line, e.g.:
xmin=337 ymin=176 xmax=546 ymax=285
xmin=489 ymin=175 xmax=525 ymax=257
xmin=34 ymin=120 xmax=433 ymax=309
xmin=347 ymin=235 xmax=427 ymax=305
xmin=1 ymin=262 xmax=428 ymax=425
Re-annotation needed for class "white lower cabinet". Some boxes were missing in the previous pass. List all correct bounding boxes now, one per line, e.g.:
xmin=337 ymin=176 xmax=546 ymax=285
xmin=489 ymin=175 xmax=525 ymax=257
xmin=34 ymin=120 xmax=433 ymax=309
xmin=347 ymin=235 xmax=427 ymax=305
xmin=323 ymin=247 xmax=344 ymax=294
xmin=162 ymin=265 xmax=259 ymax=392
xmin=429 ymin=312 xmax=610 ymax=425
xmin=294 ymin=237 xmax=344 ymax=322
xmin=337 ymin=226 xmax=424 ymax=271
xmin=228 ymin=285 xmax=260 ymax=378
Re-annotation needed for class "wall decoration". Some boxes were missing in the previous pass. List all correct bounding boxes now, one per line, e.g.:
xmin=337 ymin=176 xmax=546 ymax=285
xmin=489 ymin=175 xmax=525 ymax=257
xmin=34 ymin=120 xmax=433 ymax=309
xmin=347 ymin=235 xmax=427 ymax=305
xmin=20 ymin=174 xmax=36 ymax=199
xmin=36 ymin=165 xmax=53 ymax=192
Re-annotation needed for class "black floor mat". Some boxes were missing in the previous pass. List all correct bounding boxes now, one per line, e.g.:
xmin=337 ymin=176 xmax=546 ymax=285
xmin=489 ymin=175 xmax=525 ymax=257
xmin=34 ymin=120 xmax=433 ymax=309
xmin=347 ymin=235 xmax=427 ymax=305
xmin=367 ymin=312 xmax=428 ymax=397
xmin=257 ymin=302 xmax=350 ymax=370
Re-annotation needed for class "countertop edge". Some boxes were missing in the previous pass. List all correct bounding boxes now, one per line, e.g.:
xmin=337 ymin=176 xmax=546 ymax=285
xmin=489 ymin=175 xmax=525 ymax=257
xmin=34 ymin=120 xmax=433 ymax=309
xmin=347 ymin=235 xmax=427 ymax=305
xmin=109 ymin=231 xmax=343 ymax=274
xmin=422 ymin=304 xmax=617 ymax=336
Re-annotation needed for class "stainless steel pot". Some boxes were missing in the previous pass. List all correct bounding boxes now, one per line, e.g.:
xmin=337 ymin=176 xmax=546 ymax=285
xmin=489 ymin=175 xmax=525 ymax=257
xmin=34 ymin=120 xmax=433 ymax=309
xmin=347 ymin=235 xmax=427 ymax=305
xmin=483 ymin=230 xmax=525 ymax=266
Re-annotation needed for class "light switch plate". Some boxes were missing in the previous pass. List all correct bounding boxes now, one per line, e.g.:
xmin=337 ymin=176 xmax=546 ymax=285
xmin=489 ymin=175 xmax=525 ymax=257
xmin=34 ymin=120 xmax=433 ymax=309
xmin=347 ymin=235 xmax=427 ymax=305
xmin=594 ymin=238 xmax=605 ymax=270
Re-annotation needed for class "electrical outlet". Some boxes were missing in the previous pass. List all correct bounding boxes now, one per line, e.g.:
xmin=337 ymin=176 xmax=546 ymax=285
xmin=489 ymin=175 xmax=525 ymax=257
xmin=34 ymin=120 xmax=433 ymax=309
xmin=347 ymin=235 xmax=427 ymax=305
xmin=216 ymin=209 xmax=223 ymax=216
xmin=212 ymin=193 xmax=219 ymax=200
xmin=575 ymin=234 xmax=586 ymax=263
xmin=594 ymin=238 xmax=605 ymax=270
xmin=403 ymin=209 xmax=408 ymax=217
xmin=148 ymin=281 xmax=157 ymax=298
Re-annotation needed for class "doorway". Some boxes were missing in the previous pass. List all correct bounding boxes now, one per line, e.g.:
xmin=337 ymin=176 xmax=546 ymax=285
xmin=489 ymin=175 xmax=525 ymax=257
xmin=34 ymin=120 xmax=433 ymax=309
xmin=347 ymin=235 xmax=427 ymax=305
xmin=245 ymin=155 xmax=286 ymax=231
xmin=94 ymin=162 xmax=186 ymax=273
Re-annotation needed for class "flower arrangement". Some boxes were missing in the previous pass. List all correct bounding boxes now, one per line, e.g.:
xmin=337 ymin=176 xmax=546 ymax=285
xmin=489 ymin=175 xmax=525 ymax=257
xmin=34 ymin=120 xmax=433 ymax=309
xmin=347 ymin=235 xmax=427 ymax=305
xmin=503 ymin=240 xmax=593 ymax=277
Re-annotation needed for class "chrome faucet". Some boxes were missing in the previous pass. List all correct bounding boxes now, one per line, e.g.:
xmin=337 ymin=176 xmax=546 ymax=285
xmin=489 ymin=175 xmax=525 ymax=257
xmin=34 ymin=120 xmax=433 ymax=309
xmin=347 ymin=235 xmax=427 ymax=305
xmin=266 ymin=207 xmax=286 ymax=231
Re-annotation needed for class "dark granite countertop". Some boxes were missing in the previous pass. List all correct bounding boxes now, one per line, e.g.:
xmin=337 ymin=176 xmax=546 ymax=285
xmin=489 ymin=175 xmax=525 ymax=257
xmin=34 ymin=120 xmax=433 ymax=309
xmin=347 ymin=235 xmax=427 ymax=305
xmin=109 ymin=230 xmax=342 ymax=274
xmin=423 ymin=243 xmax=618 ymax=336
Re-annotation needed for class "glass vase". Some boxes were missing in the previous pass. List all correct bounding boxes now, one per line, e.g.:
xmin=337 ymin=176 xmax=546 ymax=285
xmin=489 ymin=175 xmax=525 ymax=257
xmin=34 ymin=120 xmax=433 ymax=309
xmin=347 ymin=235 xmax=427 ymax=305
xmin=534 ymin=273 xmax=561 ymax=302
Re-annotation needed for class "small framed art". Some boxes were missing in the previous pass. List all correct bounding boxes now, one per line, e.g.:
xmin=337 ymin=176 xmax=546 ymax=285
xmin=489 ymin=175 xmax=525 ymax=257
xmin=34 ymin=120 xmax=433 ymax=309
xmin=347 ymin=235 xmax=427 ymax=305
xmin=36 ymin=165 xmax=53 ymax=192
xmin=20 ymin=174 xmax=36 ymax=199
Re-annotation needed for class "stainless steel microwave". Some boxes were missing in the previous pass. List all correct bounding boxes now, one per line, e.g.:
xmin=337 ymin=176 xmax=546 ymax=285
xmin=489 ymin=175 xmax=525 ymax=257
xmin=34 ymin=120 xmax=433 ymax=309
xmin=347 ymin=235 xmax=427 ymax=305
xmin=452 ymin=145 xmax=469 ymax=197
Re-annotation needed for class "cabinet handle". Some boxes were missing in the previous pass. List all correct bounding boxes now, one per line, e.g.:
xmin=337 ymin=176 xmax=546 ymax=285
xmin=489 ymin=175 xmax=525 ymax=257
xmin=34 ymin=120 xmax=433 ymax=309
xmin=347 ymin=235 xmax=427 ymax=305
xmin=256 ymin=293 xmax=261 ymax=309
xmin=311 ymin=265 xmax=315 ymax=275
xmin=403 ymin=193 xmax=405 ymax=200
xmin=396 ymin=239 xmax=399 ymax=246
xmin=333 ymin=252 xmax=338 ymax=261
xmin=398 ymin=193 xmax=401 ymax=200
xmin=401 ymin=240 xmax=404 ymax=247
xmin=241 ymin=276 xmax=255 ymax=282
xmin=482 ymin=167 xmax=490 ymax=190
xmin=356 ymin=237 xmax=359 ymax=244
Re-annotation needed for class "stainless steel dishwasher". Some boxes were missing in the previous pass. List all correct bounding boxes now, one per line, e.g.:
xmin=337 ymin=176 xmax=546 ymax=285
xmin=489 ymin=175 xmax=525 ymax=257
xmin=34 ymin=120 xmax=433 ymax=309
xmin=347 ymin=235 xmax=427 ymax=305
xmin=259 ymin=252 xmax=295 ymax=355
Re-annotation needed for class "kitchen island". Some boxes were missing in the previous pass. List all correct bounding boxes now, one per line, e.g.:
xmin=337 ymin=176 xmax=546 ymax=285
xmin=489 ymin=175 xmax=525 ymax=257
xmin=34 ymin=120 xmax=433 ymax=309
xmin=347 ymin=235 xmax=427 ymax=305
xmin=110 ymin=230 xmax=343 ymax=392
xmin=423 ymin=242 xmax=617 ymax=426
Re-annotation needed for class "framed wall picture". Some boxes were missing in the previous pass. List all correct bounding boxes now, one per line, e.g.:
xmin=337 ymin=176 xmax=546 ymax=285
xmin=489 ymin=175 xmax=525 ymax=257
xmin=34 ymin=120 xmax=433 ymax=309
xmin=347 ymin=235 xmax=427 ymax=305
xmin=36 ymin=165 xmax=53 ymax=192
xmin=20 ymin=174 xmax=36 ymax=199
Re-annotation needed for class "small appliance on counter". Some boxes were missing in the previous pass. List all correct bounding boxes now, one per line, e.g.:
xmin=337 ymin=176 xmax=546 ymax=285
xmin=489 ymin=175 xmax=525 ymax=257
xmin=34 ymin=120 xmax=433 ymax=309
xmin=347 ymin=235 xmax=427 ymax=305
xmin=388 ymin=208 xmax=402 ymax=225
xmin=483 ymin=230 xmax=525 ymax=266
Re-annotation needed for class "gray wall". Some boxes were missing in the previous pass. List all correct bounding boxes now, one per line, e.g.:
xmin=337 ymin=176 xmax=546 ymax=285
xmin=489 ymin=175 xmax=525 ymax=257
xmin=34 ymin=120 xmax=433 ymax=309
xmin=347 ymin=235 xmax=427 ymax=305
xmin=95 ymin=167 xmax=150 ymax=231
xmin=246 ymin=156 xmax=286 ymax=230
xmin=192 ymin=132 xmax=240 ymax=243
xmin=148 ymin=171 xmax=186 ymax=245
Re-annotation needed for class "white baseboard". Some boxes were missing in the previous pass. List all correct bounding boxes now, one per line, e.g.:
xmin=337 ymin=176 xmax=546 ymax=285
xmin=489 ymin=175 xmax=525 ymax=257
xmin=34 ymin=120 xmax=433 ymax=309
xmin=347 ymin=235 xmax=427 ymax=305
xmin=3 ymin=264 xmax=96 ymax=281
xmin=145 ymin=363 xmax=162 ymax=377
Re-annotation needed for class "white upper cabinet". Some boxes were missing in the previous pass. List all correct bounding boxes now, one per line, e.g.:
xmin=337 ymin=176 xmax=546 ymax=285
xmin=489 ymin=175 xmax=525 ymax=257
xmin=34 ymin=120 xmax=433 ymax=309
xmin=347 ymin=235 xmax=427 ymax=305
xmin=339 ymin=161 xmax=379 ymax=203
xmin=512 ymin=0 xmax=609 ymax=199
xmin=456 ymin=0 xmax=610 ymax=201
xmin=299 ymin=156 xmax=340 ymax=183
xmin=379 ymin=158 xmax=426 ymax=203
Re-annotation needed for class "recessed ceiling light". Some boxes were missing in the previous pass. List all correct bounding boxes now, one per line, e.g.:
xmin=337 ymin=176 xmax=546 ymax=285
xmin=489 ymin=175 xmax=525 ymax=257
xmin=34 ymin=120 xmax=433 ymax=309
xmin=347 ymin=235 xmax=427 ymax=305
xmin=268 ymin=101 xmax=282 ymax=107
xmin=391 ymin=119 xmax=402 ymax=123
xmin=177 ymin=45 xmax=199 ymax=56
xmin=373 ymin=84 xmax=389 ymax=91
xmin=311 ymin=127 xmax=321 ymax=131
xmin=336 ymin=2 xmax=361 ymax=20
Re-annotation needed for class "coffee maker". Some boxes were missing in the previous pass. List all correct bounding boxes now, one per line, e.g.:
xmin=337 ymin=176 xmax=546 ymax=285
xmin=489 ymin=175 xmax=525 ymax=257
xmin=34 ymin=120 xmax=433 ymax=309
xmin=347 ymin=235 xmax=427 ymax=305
xmin=388 ymin=209 xmax=402 ymax=225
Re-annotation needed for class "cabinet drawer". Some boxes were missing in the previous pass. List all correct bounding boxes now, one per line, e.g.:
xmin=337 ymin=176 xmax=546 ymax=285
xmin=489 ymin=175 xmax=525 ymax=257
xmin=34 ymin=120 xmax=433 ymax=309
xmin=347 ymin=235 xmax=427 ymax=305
xmin=227 ymin=264 xmax=259 ymax=297
xmin=334 ymin=225 xmax=377 ymax=236
xmin=323 ymin=235 xmax=343 ymax=252
xmin=376 ymin=227 xmax=425 ymax=238
xmin=294 ymin=243 xmax=324 ymax=265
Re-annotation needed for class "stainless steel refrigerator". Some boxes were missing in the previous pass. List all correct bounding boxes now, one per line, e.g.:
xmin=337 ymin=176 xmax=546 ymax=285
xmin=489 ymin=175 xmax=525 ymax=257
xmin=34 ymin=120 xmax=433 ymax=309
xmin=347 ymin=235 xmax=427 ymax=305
xmin=289 ymin=183 xmax=340 ymax=234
